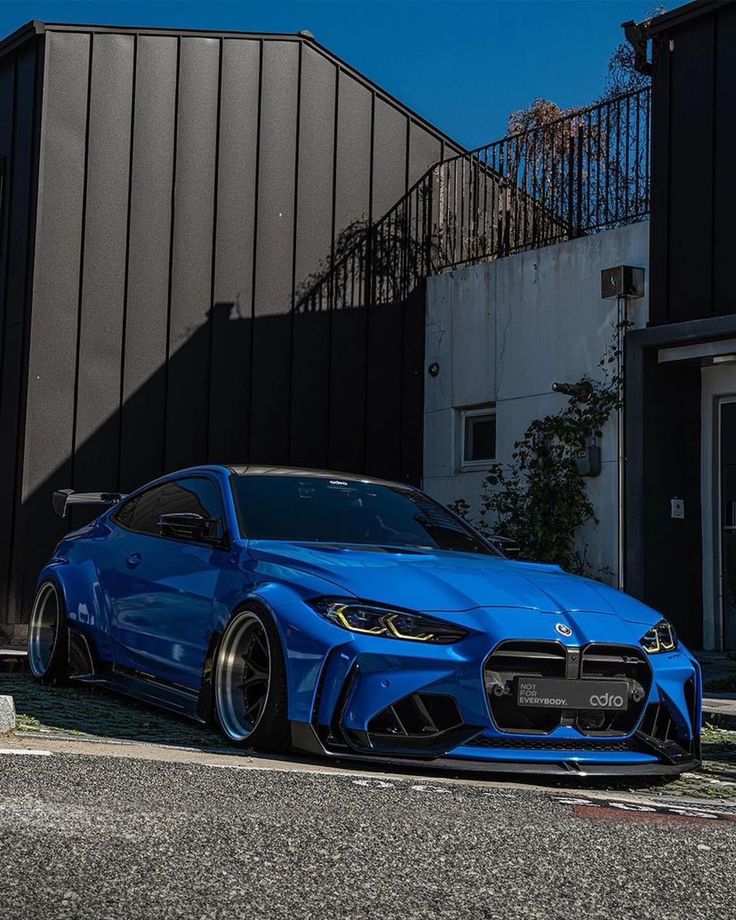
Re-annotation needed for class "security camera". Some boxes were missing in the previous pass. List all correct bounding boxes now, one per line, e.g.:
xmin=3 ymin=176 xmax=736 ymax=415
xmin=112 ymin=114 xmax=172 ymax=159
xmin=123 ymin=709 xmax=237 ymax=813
xmin=551 ymin=381 xmax=594 ymax=402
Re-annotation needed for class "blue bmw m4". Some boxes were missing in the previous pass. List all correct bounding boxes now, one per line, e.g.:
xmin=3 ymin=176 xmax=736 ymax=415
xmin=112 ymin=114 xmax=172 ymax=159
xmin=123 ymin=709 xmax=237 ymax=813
xmin=28 ymin=466 xmax=701 ymax=777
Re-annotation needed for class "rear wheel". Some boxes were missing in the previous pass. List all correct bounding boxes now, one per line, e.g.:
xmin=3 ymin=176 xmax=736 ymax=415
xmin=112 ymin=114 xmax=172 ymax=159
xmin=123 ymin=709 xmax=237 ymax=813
xmin=27 ymin=580 xmax=69 ymax=686
xmin=214 ymin=607 xmax=290 ymax=753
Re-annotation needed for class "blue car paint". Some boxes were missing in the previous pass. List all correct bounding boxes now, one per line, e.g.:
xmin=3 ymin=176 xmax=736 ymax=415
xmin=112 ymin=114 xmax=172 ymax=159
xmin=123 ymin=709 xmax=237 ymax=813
xmin=38 ymin=464 xmax=701 ymax=772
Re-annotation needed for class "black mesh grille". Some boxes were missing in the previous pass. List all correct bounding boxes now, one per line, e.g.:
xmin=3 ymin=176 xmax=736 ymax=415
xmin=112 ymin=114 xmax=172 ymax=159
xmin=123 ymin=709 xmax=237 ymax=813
xmin=483 ymin=640 xmax=652 ymax=737
xmin=577 ymin=644 xmax=651 ymax=735
xmin=485 ymin=641 xmax=567 ymax=734
xmin=468 ymin=735 xmax=634 ymax=752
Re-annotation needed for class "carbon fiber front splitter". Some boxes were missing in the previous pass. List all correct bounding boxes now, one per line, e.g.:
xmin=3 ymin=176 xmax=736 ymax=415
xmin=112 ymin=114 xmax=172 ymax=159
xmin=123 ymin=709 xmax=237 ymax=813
xmin=290 ymin=722 xmax=700 ymax=778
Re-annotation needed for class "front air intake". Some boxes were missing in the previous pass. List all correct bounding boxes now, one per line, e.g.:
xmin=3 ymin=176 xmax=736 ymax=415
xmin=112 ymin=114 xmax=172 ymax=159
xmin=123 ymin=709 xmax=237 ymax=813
xmin=334 ymin=688 xmax=482 ymax=757
xmin=368 ymin=693 xmax=463 ymax=739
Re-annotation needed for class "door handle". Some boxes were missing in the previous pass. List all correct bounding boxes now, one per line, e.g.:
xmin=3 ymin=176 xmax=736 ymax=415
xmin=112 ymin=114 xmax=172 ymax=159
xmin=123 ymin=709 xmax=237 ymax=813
xmin=126 ymin=553 xmax=142 ymax=569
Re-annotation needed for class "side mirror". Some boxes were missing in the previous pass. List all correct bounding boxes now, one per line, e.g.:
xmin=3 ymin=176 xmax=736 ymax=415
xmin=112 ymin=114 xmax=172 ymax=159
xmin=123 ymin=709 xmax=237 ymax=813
xmin=487 ymin=534 xmax=521 ymax=558
xmin=158 ymin=512 xmax=221 ymax=543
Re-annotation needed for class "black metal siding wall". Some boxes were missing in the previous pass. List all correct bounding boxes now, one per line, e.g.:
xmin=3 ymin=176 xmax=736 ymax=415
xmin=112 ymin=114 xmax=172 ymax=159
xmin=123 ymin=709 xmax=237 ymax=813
xmin=0 ymin=35 xmax=42 ymax=637
xmin=11 ymin=26 xmax=461 ymax=624
xmin=649 ymin=0 xmax=736 ymax=325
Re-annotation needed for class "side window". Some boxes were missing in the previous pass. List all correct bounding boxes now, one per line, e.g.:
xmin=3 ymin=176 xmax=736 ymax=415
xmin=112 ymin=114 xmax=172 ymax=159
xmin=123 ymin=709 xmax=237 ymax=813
xmin=114 ymin=484 xmax=169 ymax=536
xmin=157 ymin=477 xmax=224 ymax=521
xmin=114 ymin=478 xmax=224 ymax=538
xmin=114 ymin=495 xmax=139 ymax=530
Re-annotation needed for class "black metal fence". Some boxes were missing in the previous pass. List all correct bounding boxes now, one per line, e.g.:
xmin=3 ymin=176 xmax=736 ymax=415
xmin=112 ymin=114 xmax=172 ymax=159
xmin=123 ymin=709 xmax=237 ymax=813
xmin=296 ymin=87 xmax=651 ymax=314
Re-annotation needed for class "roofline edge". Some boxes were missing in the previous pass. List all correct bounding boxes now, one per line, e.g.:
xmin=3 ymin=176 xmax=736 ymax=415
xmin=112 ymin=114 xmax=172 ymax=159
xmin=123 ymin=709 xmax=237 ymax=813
xmin=0 ymin=20 xmax=45 ymax=59
xmin=3 ymin=20 xmax=465 ymax=154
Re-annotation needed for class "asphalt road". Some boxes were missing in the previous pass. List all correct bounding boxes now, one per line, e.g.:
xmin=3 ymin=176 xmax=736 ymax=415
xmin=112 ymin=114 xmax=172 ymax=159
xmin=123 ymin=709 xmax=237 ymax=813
xmin=1 ymin=749 xmax=735 ymax=920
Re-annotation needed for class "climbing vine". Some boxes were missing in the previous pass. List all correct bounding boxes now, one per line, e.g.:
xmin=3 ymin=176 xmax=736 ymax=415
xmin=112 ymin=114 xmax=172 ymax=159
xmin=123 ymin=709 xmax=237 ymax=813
xmin=451 ymin=321 xmax=629 ymax=575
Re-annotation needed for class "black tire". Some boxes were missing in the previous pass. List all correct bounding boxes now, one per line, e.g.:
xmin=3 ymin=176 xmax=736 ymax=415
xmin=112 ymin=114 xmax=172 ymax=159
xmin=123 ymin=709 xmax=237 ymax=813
xmin=214 ymin=605 xmax=291 ymax=754
xmin=27 ymin=579 xmax=70 ymax=686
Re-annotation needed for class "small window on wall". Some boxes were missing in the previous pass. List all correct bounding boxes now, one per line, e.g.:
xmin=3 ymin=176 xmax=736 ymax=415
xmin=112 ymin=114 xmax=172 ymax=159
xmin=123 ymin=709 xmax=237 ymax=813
xmin=460 ymin=406 xmax=496 ymax=470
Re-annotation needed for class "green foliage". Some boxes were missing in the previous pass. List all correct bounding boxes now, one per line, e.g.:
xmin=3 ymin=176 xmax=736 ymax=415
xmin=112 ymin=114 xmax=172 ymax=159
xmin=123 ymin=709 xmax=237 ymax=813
xmin=454 ymin=323 xmax=627 ymax=575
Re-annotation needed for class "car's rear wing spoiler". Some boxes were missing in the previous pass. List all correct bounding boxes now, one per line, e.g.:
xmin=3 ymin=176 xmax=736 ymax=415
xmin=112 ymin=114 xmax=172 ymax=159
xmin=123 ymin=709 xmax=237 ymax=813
xmin=52 ymin=489 xmax=125 ymax=518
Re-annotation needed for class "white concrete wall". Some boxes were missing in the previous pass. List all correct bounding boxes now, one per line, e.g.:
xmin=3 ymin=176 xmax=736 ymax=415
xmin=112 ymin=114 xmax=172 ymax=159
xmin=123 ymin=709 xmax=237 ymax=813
xmin=423 ymin=221 xmax=649 ymax=582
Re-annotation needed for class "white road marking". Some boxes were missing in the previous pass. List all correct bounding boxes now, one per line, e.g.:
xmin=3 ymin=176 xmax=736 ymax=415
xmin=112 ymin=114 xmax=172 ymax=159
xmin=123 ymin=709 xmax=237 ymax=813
xmin=0 ymin=748 xmax=52 ymax=756
xmin=553 ymin=794 xmax=734 ymax=821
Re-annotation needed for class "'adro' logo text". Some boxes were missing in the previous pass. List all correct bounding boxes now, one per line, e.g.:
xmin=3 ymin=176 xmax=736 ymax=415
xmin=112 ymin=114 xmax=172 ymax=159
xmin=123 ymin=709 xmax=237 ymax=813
xmin=589 ymin=692 xmax=625 ymax=708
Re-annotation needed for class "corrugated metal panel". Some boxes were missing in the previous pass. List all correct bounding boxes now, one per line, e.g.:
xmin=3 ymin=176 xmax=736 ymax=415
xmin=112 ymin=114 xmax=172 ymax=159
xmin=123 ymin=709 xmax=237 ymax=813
xmin=249 ymin=39 xmax=300 ymax=463
xmin=0 ymin=37 xmax=43 ymax=627
xmin=290 ymin=43 xmax=336 ymax=470
xmin=209 ymin=39 xmax=261 ymax=465
xmin=327 ymin=72 xmax=373 ymax=473
xmin=649 ymin=1 xmax=736 ymax=324
xmin=18 ymin=31 xmax=90 ymax=622
xmin=7 ymin=24 xmax=465 ymax=623
xmin=119 ymin=35 xmax=178 ymax=492
xmin=164 ymin=36 xmax=220 ymax=471
xmin=73 ymin=33 xmax=135 ymax=492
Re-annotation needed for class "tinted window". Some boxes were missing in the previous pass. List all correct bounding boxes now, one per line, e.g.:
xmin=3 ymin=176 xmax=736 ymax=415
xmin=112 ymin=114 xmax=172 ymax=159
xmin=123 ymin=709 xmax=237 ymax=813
xmin=232 ymin=475 xmax=492 ymax=555
xmin=114 ymin=484 xmax=168 ymax=535
xmin=114 ymin=478 xmax=223 ymax=536
xmin=157 ymin=478 xmax=224 ymax=520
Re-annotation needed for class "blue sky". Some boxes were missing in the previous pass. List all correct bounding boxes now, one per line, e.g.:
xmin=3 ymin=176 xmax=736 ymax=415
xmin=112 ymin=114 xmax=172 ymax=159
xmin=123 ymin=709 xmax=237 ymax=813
xmin=0 ymin=1 xmax=665 ymax=147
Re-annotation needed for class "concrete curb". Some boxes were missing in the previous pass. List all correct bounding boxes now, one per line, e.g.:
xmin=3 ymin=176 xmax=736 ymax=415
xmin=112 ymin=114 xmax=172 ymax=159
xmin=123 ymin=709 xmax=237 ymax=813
xmin=0 ymin=695 xmax=16 ymax=734
xmin=0 ymin=648 xmax=28 ymax=674
xmin=702 ymin=696 xmax=736 ymax=730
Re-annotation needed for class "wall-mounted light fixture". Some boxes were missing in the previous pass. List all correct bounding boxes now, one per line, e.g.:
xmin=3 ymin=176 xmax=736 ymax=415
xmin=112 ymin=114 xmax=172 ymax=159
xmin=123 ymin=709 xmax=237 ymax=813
xmin=551 ymin=380 xmax=594 ymax=402
xmin=601 ymin=265 xmax=645 ymax=300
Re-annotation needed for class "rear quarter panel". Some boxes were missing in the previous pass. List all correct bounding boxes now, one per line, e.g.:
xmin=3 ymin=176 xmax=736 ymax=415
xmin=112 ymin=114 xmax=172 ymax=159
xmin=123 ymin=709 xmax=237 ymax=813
xmin=38 ymin=519 xmax=116 ymax=666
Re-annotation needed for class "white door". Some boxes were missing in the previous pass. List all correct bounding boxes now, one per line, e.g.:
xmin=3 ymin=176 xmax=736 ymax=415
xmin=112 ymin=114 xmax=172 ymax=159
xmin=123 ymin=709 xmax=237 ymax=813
xmin=701 ymin=365 xmax=736 ymax=650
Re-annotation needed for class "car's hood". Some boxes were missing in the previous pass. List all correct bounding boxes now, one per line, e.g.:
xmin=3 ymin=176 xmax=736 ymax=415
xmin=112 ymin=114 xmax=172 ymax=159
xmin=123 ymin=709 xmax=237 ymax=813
xmin=247 ymin=541 xmax=661 ymax=626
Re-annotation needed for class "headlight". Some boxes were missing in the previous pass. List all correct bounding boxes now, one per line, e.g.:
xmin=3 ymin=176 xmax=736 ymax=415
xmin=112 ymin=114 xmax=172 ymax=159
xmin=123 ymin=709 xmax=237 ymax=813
xmin=640 ymin=619 xmax=678 ymax=654
xmin=310 ymin=598 xmax=468 ymax=645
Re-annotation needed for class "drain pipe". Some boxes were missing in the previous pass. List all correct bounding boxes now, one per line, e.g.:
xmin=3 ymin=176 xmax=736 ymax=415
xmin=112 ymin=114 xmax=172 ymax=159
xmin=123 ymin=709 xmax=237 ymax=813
xmin=616 ymin=292 xmax=627 ymax=592
xmin=602 ymin=266 xmax=645 ymax=591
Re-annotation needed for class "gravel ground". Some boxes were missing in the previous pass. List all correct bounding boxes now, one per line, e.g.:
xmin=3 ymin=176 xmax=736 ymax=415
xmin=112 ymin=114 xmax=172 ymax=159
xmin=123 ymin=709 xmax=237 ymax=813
xmin=0 ymin=673 xmax=227 ymax=748
xmin=1 ymin=751 xmax=735 ymax=920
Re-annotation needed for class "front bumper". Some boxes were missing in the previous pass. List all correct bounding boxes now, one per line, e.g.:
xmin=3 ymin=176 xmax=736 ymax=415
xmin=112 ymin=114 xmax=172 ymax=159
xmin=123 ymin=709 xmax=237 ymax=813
xmin=292 ymin=633 xmax=702 ymax=776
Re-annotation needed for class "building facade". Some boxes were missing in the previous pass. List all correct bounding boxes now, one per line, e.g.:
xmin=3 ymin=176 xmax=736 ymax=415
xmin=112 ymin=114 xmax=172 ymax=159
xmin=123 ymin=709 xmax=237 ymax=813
xmin=626 ymin=0 xmax=736 ymax=650
xmin=2 ymin=2 xmax=733 ymax=654
xmin=0 ymin=21 xmax=462 ymax=634
xmin=422 ymin=0 xmax=736 ymax=652
xmin=423 ymin=221 xmax=649 ymax=588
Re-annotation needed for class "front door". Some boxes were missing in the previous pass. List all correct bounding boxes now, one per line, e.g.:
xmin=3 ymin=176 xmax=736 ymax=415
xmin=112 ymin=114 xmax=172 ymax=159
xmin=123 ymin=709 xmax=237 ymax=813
xmin=107 ymin=476 xmax=228 ymax=688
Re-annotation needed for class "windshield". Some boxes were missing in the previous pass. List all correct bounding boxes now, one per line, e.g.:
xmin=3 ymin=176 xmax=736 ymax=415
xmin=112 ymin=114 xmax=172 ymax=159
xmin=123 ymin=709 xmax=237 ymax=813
xmin=231 ymin=475 xmax=494 ymax=555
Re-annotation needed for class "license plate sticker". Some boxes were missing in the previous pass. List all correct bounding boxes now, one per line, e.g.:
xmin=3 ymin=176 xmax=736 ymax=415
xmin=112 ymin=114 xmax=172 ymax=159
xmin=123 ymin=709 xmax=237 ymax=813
xmin=516 ymin=678 xmax=629 ymax=711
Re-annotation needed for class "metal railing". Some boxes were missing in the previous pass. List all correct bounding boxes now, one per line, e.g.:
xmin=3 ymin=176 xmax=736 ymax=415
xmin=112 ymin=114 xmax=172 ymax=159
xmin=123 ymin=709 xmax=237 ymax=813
xmin=296 ymin=87 xmax=651 ymax=314
xmin=446 ymin=86 xmax=651 ymax=267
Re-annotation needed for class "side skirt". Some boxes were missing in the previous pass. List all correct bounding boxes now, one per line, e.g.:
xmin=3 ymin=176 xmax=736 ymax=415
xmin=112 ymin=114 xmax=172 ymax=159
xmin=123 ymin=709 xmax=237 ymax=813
xmin=72 ymin=664 xmax=204 ymax=723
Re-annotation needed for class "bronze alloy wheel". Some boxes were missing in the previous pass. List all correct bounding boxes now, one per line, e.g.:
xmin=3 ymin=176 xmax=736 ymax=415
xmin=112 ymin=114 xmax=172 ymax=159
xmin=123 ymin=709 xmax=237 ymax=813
xmin=215 ymin=610 xmax=273 ymax=742
xmin=28 ymin=581 xmax=61 ymax=679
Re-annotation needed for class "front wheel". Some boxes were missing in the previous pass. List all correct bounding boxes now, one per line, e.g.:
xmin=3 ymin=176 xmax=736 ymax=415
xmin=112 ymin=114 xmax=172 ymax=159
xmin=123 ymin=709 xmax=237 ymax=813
xmin=27 ymin=580 xmax=69 ymax=686
xmin=214 ymin=607 xmax=290 ymax=753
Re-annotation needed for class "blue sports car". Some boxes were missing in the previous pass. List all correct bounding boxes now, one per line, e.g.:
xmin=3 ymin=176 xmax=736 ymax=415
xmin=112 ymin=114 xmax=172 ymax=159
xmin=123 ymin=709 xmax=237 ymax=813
xmin=28 ymin=466 xmax=701 ymax=777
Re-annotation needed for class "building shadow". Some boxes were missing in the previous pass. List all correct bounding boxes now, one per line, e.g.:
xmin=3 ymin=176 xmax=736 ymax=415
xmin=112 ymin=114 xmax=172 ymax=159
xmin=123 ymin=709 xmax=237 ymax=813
xmin=6 ymin=284 xmax=427 ymax=628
